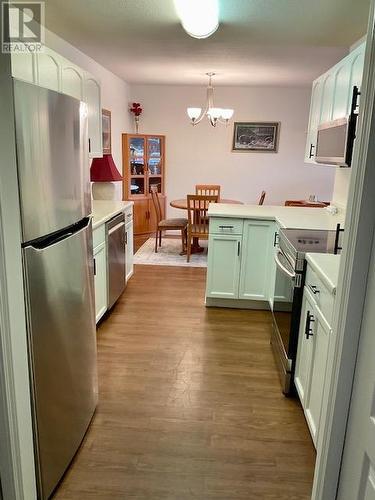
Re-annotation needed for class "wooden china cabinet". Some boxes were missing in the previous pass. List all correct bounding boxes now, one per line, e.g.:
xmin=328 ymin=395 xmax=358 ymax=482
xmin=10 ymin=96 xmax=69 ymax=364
xmin=122 ymin=134 xmax=166 ymax=237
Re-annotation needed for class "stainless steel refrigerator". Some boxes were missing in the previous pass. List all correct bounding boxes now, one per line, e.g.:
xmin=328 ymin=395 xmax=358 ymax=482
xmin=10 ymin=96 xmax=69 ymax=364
xmin=13 ymin=79 xmax=98 ymax=499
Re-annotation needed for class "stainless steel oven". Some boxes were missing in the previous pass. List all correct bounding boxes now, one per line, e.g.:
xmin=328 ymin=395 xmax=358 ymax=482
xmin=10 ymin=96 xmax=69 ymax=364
xmin=271 ymin=245 xmax=304 ymax=395
xmin=271 ymin=227 xmax=339 ymax=395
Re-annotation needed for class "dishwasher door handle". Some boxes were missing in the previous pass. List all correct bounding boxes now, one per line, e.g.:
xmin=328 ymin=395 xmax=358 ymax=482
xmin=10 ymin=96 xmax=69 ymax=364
xmin=108 ymin=221 xmax=125 ymax=236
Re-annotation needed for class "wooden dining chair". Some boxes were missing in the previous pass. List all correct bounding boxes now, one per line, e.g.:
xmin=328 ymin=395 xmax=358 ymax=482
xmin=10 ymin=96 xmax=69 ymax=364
xmin=150 ymin=188 xmax=188 ymax=254
xmin=258 ymin=190 xmax=266 ymax=205
xmin=195 ymin=184 xmax=221 ymax=199
xmin=186 ymin=194 xmax=218 ymax=262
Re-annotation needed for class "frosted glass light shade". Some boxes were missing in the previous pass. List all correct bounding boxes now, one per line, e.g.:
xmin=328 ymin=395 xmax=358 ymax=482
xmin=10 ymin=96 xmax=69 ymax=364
xmin=221 ymin=108 xmax=234 ymax=120
xmin=208 ymin=107 xmax=222 ymax=119
xmin=174 ymin=0 xmax=219 ymax=39
xmin=187 ymin=107 xmax=201 ymax=120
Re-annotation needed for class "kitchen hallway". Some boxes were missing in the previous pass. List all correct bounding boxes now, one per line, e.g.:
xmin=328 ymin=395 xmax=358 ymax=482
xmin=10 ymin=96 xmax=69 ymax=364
xmin=53 ymin=264 xmax=315 ymax=499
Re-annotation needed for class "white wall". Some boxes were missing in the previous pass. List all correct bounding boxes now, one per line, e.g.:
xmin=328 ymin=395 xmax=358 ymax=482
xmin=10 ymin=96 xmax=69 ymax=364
xmin=45 ymin=29 xmax=132 ymax=198
xmin=332 ymin=169 xmax=351 ymax=209
xmin=130 ymin=84 xmax=335 ymax=216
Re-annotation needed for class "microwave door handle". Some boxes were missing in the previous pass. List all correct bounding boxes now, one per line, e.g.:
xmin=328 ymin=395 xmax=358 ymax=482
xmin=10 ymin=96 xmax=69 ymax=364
xmin=274 ymin=251 xmax=296 ymax=279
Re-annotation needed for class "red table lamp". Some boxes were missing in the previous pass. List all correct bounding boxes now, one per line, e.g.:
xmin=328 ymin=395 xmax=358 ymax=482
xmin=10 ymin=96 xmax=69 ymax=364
xmin=90 ymin=154 xmax=122 ymax=199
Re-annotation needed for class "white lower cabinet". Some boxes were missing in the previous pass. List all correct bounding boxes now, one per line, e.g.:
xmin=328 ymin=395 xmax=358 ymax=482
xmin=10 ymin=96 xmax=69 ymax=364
xmin=295 ymin=287 xmax=316 ymax=408
xmin=92 ymin=207 xmax=133 ymax=324
xmin=206 ymin=234 xmax=242 ymax=299
xmin=125 ymin=220 xmax=134 ymax=282
xmin=304 ymin=305 xmax=331 ymax=446
xmin=93 ymin=241 xmax=107 ymax=323
xmin=206 ymin=218 xmax=274 ymax=304
xmin=239 ymin=220 xmax=274 ymax=301
xmin=295 ymin=263 xmax=334 ymax=448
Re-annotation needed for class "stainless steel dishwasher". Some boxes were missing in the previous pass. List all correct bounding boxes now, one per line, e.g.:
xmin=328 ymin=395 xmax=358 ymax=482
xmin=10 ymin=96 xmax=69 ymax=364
xmin=106 ymin=212 xmax=126 ymax=309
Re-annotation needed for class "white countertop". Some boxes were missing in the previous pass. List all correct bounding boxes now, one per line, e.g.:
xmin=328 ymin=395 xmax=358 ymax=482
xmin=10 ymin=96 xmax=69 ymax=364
xmin=207 ymin=204 xmax=345 ymax=231
xmin=306 ymin=253 xmax=341 ymax=294
xmin=92 ymin=200 xmax=133 ymax=229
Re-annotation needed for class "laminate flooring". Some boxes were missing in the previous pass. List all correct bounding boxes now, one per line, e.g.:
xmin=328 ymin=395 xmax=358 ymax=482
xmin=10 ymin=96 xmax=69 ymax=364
xmin=53 ymin=265 xmax=315 ymax=500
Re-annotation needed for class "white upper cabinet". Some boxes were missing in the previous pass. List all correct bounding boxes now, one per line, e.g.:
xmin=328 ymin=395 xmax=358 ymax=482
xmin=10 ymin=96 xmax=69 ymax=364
xmin=11 ymin=47 xmax=103 ymax=159
xmin=304 ymin=42 xmax=365 ymax=163
xmin=84 ymin=76 xmax=103 ymax=158
xmin=305 ymin=78 xmax=323 ymax=162
xmin=61 ymin=64 xmax=84 ymax=100
xmin=36 ymin=48 xmax=60 ymax=92
xmin=320 ymin=72 xmax=335 ymax=124
xmin=332 ymin=61 xmax=352 ymax=120
xmin=11 ymin=53 xmax=35 ymax=83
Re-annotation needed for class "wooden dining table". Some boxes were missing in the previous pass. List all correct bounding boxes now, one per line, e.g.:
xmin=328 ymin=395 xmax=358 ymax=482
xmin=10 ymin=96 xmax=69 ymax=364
xmin=170 ymin=198 xmax=243 ymax=210
xmin=170 ymin=198 xmax=243 ymax=254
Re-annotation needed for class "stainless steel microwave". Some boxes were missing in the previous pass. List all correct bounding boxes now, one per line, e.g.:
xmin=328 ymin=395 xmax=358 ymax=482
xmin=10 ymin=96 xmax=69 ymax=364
xmin=315 ymin=114 xmax=357 ymax=167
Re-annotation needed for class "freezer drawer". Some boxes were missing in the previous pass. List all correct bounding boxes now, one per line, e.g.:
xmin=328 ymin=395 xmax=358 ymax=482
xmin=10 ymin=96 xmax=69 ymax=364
xmin=13 ymin=79 xmax=91 ymax=243
xmin=23 ymin=219 xmax=98 ymax=499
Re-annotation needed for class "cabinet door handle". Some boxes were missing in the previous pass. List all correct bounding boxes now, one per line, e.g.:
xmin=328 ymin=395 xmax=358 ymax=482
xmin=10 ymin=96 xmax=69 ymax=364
xmin=88 ymin=138 xmax=91 ymax=153
xmin=309 ymin=143 xmax=315 ymax=158
xmin=305 ymin=310 xmax=315 ymax=339
xmin=125 ymin=231 xmax=128 ymax=245
xmin=273 ymin=232 xmax=279 ymax=247
xmin=93 ymin=257 xmax=96 ymax=276
xmin=309 ymin=285 xmax=320 ymax=295
xmin=237 ymin=241 xmax=241 ymax=256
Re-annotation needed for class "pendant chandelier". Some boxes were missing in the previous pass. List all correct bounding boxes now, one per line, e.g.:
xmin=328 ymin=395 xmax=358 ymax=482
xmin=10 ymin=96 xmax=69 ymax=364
xmin=187 ymin=73 xmax=234 ymax=127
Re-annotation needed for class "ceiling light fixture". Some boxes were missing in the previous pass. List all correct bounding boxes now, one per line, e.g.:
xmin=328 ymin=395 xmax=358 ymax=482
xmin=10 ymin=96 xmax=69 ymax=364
xmin=174 ymin=0 xmax=219 ymax=39
xmin=187 ymin=73 xmax=234 ymax=127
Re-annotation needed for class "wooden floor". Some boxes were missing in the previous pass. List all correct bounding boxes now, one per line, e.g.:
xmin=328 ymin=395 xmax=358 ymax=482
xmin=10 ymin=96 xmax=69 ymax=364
xmin=53 ymin=265 xmax=315 ymax=500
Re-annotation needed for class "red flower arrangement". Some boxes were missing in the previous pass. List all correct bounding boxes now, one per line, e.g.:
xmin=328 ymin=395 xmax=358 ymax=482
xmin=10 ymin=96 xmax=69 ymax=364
xmin=129 ymin=102 xmax=143 ymax=133
xmin=130 ymin=102 xmax=143 ymax=116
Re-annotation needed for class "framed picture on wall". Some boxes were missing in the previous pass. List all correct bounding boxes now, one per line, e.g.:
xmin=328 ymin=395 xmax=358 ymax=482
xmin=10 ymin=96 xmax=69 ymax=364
xmin=232 ymin=122 xmax=280 ymax=152
xmin=102 ymin=109 xmax=111 ymax=154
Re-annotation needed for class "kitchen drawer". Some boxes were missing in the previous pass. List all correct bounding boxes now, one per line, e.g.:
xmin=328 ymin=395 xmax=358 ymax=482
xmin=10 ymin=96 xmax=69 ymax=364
xmin=209 ymin=218 xmax=243 ymax=235
xmin=305 ymin=265 xmax=335 ymax=325
xmin=93 ymin=224 xmax=105 ymax=248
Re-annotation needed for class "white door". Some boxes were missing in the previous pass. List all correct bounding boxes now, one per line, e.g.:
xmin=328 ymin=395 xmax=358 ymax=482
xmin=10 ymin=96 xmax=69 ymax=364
xmin=337 ymin=236 xmax=375 ymax=500
xmin=93 ymin=241 xmax=107 ymax=323
xmin=294 ymin=287 xmax=316 ymax=407
xmin=84 ymin=76 xmax=103 ymax=158
xmin=125 ymin=221 xmax=134 ymax=282
xmin=305 ymin=77 xmax=323 ymax=162
xmin=206 ymin=234 xmax=241 ymax=299
xmin=238 ymin=220 xmax=274 ymax=301
xmin=304 ymin=304 xmax=331 ymax=448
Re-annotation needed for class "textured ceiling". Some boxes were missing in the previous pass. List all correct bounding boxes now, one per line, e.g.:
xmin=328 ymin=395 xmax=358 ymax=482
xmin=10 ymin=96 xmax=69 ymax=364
xmin=44 ymin=0 xmax=370 ymax=86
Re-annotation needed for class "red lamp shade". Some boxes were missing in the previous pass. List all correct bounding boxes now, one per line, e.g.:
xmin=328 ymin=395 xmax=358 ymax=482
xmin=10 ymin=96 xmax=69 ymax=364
xmin=90 ymin=154 xmax=122 ymax=182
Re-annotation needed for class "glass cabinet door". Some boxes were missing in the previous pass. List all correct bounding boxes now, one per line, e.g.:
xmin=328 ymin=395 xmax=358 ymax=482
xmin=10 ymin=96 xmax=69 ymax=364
xmin=129 ymin=136 xmax=145 ymax=195
xmin=147 ymin=137 xmax=162 ymax=175
xmin=129 ymin=136 xmax=145 ymax=176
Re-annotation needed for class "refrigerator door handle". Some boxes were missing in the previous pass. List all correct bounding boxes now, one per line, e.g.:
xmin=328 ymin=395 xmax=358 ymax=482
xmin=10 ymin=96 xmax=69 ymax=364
xmin=27 ymin=217 xmax=91 ymax=250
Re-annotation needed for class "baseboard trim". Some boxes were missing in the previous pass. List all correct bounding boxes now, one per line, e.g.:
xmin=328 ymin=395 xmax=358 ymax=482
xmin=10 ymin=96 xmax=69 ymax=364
xmin=205 ymin=297 xmax=270 ymax=310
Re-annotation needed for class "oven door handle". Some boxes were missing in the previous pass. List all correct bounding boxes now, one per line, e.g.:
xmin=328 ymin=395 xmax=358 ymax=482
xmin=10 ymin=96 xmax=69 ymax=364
xmin=274 ymin=251 xmax=296 ymax=280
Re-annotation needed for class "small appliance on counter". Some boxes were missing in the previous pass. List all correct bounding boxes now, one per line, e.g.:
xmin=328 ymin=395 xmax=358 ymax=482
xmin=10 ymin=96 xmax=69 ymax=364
xmin=271 ymin=227 xmax=343 ymax=395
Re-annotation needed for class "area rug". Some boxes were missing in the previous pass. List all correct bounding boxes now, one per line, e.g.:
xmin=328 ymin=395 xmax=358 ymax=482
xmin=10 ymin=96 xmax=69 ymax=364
xmin=134 ymin=238 xmax=207 ymax=267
